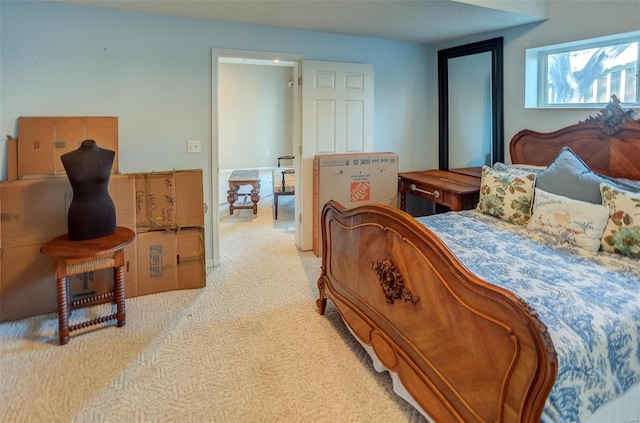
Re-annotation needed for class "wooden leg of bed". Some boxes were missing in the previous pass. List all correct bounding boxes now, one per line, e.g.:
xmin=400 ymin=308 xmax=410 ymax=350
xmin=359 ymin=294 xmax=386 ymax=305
xmin=316 ymin=275 xmax=327 ymax=315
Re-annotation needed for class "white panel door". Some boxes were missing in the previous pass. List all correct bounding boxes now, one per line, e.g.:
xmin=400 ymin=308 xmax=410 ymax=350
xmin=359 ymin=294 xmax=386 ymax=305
xmin=297 ymin=60 xmax=374 ymax=250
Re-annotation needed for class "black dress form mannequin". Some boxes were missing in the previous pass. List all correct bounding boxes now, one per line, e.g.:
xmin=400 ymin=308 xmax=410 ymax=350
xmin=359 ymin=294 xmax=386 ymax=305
xmin=61 ymin=139 xmax=116 ymax=241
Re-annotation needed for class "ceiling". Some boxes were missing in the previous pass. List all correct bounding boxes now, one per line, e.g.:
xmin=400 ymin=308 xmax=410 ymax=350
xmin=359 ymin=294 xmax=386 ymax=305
xmin=61 ymin=0 xmax=548 ymax=44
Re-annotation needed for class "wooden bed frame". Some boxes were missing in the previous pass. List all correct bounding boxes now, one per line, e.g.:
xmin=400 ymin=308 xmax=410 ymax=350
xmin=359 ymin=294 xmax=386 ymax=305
xmin=316 ymin=96 xmax=640 ymax=422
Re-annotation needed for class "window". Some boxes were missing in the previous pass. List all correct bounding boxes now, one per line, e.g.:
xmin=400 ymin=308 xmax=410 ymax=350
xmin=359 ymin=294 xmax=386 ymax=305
xmin=525 ymin=31 xmax=640 ymax=108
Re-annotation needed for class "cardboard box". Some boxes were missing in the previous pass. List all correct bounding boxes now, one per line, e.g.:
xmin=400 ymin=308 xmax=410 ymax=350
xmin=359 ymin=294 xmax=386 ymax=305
xmin=0 ymin=174 xmax=137 ymax=322
xmin=0 ymin=168 xmax=206 ymax=322
xmin=136 ymin=227 xmax=206 ymax=296
xmin=17 ymin=116 xmax=118 ymax=179
xmin=1 ymin=243 xmax=58 ymax=321
xmin=313 ymin=153 xmax=398 ymax=257
xmin=0 ymin=242 xmax=137 ymax=322
xmin=177 ymin=227 xmax=207 ymax=290
xmin=6 ymin=136 xmax=17 ymax=182
xmin=1 ymin=174 xmax=134 ymax=248
xmin=135 ymin=169 xmax=204 ymax=231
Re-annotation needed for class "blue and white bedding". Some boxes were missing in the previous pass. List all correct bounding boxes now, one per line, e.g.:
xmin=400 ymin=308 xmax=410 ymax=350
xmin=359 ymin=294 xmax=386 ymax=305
xmin=416 ymin=210 xmax=640 ymax=423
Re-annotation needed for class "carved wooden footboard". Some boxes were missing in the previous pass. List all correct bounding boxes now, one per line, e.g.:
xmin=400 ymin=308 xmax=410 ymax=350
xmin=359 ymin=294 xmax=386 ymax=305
xmin=316 ymin=201 xmax=557 ymax=423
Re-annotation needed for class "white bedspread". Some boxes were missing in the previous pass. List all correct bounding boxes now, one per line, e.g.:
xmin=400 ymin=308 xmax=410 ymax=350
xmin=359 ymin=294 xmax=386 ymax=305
xmin=416 ymin=210 xmax=640 ymax=423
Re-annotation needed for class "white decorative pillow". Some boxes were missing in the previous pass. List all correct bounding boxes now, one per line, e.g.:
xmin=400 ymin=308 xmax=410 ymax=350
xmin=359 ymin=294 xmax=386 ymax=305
xmin=528 ymin=188 xmax=609 ymax=253
xmin=600 ymin=182 xmax=640 ymax=258
xmin=477 ymin=165 xmax=536 ymax=226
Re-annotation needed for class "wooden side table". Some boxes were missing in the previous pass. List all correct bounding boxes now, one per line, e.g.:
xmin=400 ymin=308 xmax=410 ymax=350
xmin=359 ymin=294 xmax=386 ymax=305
xmin=41 ymin=227 xmax=135 ymax=345
xmin=227 ymin=169 xmax=261 ymax=215
xmin=399 ymin=168 xmax=481 ymax=212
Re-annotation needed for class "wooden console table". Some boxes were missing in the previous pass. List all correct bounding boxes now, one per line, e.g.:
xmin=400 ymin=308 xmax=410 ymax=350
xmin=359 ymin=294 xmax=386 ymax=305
xmin=41 ymin=227 xmax=135 ymax=345
xmin=399 ymin=168 xmax=481 ymax=212
xmin=227 ymin=169 xmax=261 ymax=215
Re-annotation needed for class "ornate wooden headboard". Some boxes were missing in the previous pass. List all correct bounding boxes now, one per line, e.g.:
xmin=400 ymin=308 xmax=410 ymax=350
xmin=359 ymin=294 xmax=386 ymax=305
xmin=510 ymin=96 xmax=640 ymax=180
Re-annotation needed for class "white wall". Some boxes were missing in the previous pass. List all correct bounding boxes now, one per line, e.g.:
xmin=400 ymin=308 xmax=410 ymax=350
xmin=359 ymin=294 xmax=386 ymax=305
xmin=0 ymin=1 xmax=433 ymax=263
xmin=219 ymin=63 xmax=294 ymax=170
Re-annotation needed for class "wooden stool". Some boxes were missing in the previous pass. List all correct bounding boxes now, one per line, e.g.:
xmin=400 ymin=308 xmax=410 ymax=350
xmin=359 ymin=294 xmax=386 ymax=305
xmin=41 ymin=227 xmax=135 ymax=345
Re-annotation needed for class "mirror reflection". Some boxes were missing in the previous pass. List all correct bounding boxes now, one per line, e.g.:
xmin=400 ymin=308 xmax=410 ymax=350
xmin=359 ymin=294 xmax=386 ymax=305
xmin=438 ymin=38 xmax=504 ymax=170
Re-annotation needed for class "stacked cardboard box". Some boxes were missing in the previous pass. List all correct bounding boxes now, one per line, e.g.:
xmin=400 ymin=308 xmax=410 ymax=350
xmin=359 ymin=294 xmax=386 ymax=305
xmin=0 ymin=117 xmax=206 ymax=322
xmin=16 ymin=116 xmax=119 ymax=179
xmin=133 ymin=170 xmax=206 ymax=297
xmin=0 ymin=174 xmax=137 ymax=321
xmin=313 ymin=153 xmax=398 ymax=257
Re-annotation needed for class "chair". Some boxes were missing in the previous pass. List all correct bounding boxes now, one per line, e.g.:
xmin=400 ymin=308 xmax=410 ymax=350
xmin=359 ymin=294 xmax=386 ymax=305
xmin=272 ymin=155 xmax=295 ymax=219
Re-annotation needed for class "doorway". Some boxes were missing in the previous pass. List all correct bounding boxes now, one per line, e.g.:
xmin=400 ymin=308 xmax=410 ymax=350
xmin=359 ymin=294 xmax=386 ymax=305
xmin=211 ymin=49 xmax=303 ymax=266
xmin=211 ymin=51 xmax=375 ymax=265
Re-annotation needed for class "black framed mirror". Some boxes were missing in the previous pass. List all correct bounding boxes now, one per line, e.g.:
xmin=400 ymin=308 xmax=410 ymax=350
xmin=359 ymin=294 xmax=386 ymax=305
xmin=438 ymin=37 xmax=504 ymax=170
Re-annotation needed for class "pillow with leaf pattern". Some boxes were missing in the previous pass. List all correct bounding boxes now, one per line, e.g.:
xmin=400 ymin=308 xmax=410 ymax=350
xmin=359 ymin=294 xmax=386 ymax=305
xmin=600 ymin=182 xmax=640 ymax=258
xmin=477 ymin=165 xmax=536 ymax=226
xmin=493 ymin=162 xmax=546 ymax=175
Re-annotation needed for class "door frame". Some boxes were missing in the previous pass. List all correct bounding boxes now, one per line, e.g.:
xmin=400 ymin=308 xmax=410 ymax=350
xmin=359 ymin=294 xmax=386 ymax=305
xmin=211 ymin=48 xmax=303 ymax=266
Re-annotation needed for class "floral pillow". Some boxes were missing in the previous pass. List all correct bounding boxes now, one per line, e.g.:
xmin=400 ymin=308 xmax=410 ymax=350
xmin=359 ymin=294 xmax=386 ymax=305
xmin=528 ymin=188 xmax=609 ymax=253
xmin=493 ymin=162 xmax=547 ymax=175
xmin=477 ymin=165 xmax=536 ymax=225
xmin=600 ymin=174 xmax=640 ymax=194
xmin=600 ymin=182 xmax=640 ymax=258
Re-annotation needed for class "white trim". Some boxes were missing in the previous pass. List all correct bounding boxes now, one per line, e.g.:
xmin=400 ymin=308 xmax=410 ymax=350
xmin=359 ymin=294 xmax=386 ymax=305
xmin=211 ymin=50 xmax=220 ymax=267
xmin=218 ymin=57 xmax=295 ymax=67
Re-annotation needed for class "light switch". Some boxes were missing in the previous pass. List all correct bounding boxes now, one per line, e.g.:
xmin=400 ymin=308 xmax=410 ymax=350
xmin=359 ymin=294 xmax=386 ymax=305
xmin=187 ymin=140 xmax=201 ymax=153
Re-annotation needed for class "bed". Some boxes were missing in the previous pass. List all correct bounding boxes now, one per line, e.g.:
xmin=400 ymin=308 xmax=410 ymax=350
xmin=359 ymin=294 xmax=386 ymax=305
xmin=316 ymin=96 xmax=640 ymax=422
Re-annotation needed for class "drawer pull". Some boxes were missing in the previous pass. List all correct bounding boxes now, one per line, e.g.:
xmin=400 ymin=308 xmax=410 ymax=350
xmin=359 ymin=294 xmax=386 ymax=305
xmin=410 ymin=184 xmax=440 ymax=199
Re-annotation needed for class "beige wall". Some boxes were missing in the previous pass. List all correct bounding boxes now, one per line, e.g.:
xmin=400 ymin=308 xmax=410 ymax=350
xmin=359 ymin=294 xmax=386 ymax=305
xmin=219 ymin=63 xmax=294 ymax=170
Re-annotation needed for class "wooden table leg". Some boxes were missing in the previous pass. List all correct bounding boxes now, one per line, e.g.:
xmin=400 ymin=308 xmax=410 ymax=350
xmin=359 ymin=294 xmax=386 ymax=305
xmin=251 ymin=189 xmax=259 ymax=214
xmin=114 ymin=264 xmax=126 ymax=327
xmin=56 ymin=275 xmax=70 ymax=345
xmin=227 ymin=184 xmax=239 ymax=215
xmin=250 ymin=181 xmax=261 ymax=214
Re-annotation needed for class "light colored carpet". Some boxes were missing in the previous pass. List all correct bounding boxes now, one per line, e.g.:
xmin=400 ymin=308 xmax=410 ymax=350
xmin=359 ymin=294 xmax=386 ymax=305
xmin=0 ymin=179 xmax=426 ymax=422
